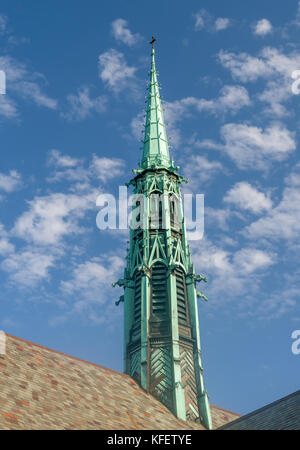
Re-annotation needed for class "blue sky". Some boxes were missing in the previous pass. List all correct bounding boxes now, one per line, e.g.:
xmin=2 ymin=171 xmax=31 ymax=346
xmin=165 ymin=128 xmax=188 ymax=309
xmin=0 ymin=0 xmax=300 ymax=416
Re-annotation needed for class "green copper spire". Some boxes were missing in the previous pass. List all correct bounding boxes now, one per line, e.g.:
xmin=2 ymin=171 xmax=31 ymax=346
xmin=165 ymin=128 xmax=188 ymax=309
xmin=114 ymin=39 xmax=213 ymax=430
xmin=141 ymin=41 xmax=171 ymax=169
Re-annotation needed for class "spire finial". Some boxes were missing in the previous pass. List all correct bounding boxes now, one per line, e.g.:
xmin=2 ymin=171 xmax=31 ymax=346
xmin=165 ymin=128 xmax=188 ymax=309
xmin=149 ymin=36 xmax=157 ymax=50
xmin=141 ymin=37 xmax=170 ymax=170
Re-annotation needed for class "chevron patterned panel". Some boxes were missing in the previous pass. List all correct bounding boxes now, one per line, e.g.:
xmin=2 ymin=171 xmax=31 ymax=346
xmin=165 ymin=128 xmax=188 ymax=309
xmin=179 ymin=344 xmax=199 ymax=421
xmin=150 ymin=346 xmax=174 ymax=412
xmin=130 ymin=349 xmax=141 ymax=383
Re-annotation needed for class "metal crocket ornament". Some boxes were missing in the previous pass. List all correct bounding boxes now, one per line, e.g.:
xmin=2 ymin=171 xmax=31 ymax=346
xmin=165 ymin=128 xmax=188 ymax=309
xmin=113 ymin=39 xmax=212 ymax=429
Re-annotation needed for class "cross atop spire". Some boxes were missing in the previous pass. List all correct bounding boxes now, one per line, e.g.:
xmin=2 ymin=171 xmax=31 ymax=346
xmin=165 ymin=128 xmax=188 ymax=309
xmin=141 ymin=39 xmax=171 ymax=170
xmin=149 ymin=36 xmax=157 ymax=50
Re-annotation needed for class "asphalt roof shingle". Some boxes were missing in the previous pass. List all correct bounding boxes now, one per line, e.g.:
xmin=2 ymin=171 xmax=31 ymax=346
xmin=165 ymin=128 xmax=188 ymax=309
xmin=219 ymin=390 xmax=300 ymax=430
xmin=0 ymin=334 xmax=240 ymax=430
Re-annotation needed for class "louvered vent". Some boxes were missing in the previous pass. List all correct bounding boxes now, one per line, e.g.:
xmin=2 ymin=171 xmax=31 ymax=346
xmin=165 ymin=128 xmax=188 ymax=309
xmin=133 ymin=270 xmax=142 ymax=324
xmin=175 ymin=268 xmax=189 ymax=325
xmin=151 ymin=263 xmax=168 ymax=318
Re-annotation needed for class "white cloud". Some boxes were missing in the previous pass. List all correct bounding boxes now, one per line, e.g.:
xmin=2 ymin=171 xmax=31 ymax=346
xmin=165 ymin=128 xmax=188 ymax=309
xmin=209 ymin=85 xmax=250 ymax=112
xmin=224 ymin=182 xmax=272 ymax=213
xmin=194 ymin=9 xmax=231 ymax=32
xmin=90 ymin=155 xmax=125 ymax=182
xmin=111 ymin=18 xmax=142 ymax=46
xmin=218 ymin=49 xmax=273 ymax=82
xmin=0 ymin=14 xmax=7 ymax=35
xmin=0 ymin=238 xmax=14 ymax=255
xmin=179 ymin=85 xmax=250 ymax=115
xmin=0 ymin=96 xmax=18 ymax=118
xmin=218 ymin=47 xmax=300 ymax=82
xmin=233 ymin=248 xmax=275 ymax=274
xmin=196 ymin=122 xmax=296 ymax=170
xmin=61 ymin=255 xmax=123 ymax=301
xmin=0 ymin=56 xmax=27 ymax=82
xmin=12 ymin=191 xmax=96 ymax=246
xmin=253 ymin=19 xmax=273 ymax=36
xmin=98 ymin=49 xmax=137 ymax=93
xmin=194 ymin=10 xmax=208 ymax=30
xmin=183 ymin=155 xmax=223 ymax=188
xmin=215 ymin=18 xmax=231 ymax=31
xmin=190 ymin=238 xmax=276 ymax=312
xmin=192 ymin=239 xmax=274 ymax=279
xmin=245 ymin=164 xmax=300 ymax=241
xmin=0 ymin=55 xmax=57 ymax=113
xmin=0 ymin=170 xmax=21 ymax=192
xmin=218 ymin=47 xmax=300 ymax=116
xmin=62 ymin=87 xmax=107 ymax=121
xmin=48 ymin=149 xmax=80 ymax=168
xmin=58 ymin=255 xmax=124 ymax=324
xmin=205 ymin=207 xmax=232 ymax=231
xmin=47 ymin=152 xmax=89 ymax=186
xmin=47 ymin=151 xmax=125 ymax=189
xmin=13 ymin=81 xmax=57 ymax=109
xmin=1 ymin=248 xmax=56 ymax=287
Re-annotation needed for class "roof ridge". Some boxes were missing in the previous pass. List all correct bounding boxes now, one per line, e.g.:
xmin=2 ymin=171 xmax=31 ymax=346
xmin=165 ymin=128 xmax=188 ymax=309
xmin=6 ymin=333 xmax=129 ymax=378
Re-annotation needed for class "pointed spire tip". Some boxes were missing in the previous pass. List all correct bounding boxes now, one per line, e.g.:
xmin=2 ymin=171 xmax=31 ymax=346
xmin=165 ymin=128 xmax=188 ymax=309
xmin=149 ymin=36 xmax=157 ymax=50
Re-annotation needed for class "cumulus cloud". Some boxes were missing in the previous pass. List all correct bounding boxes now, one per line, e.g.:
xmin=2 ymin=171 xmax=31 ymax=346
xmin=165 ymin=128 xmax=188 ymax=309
xmin=90 ymin=155 xmax=125 ymax=183
xmin=61 ymin=255 xmax=123 ymax=301
xmin=218 ymin=47 xmax=300 ymax=116
xmin=244 ymin=164 xmax=300 ymax=241
xmin=190 ymin=237 xmax=276 ymax=316
xmin=111 ymin=18 xmax=142 ymax=46
xmin=0 ymin=96 xmax=18 ymax=119
xmin=253 ymin=19 xmax=273 ymax=36
xmin=224 ymin=182 xmax=272 ymax=213
xmin=0 ymin=55 xmax=57 ymax=114
xmin=0 ymin=237 xmax=14 ymax=255
xmin=98 ymin=49 xmax=137 ymax=93
xmin=13 ymin=81 xmax=57 ymax=109
xmin=192 ymin=238 xmax=275 ymax=289
xmin=194 ymin=9 xmax=231 ymax=32
xmin=215 ymin=17 xmax=231 ymax=31
xmin=197 ymin=122 xmax=296 ymax=170
xmin=62 ymin=87 xmax=107 ymax=121
xmin=204 ymin=207 xmax=232 ymax=231
xmin=183 ymin=155 xmax=223 ymax=188
xmin=1 ymin=248 xmax=56 ymax=287
xmin=233 ymin=248 xmax=275 ymax=274
xmin=176 ymin=85 xmax=250 ymax=115
xmin=194 ymin=9 xmax=209 ymax=30
xmin=48 ymin=149 xmax=80 ymax=168
xmin=12 ymin=191 xmax=96 ymax=246
xmin=0 ymin=170 xmax=21 ymax=192
xmin=57 ymin=254 xmax=124 ymax=324
xmin=46 ymin=151 xmax=125 ymax=190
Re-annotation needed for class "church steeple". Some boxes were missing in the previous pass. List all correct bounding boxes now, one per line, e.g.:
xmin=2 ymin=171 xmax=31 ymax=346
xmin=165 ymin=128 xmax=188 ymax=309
xmin=114 ymin=40 xmax=212 ymax=430
xmin=141 ymin=39 xmax=171 ymax=169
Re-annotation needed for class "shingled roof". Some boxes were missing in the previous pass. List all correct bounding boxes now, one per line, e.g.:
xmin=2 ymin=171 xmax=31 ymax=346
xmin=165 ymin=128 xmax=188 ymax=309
xmin=219 ymin=390 xmax=300 ymax=430
xmin=0 ymin=334 xmax=240 ymax=430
